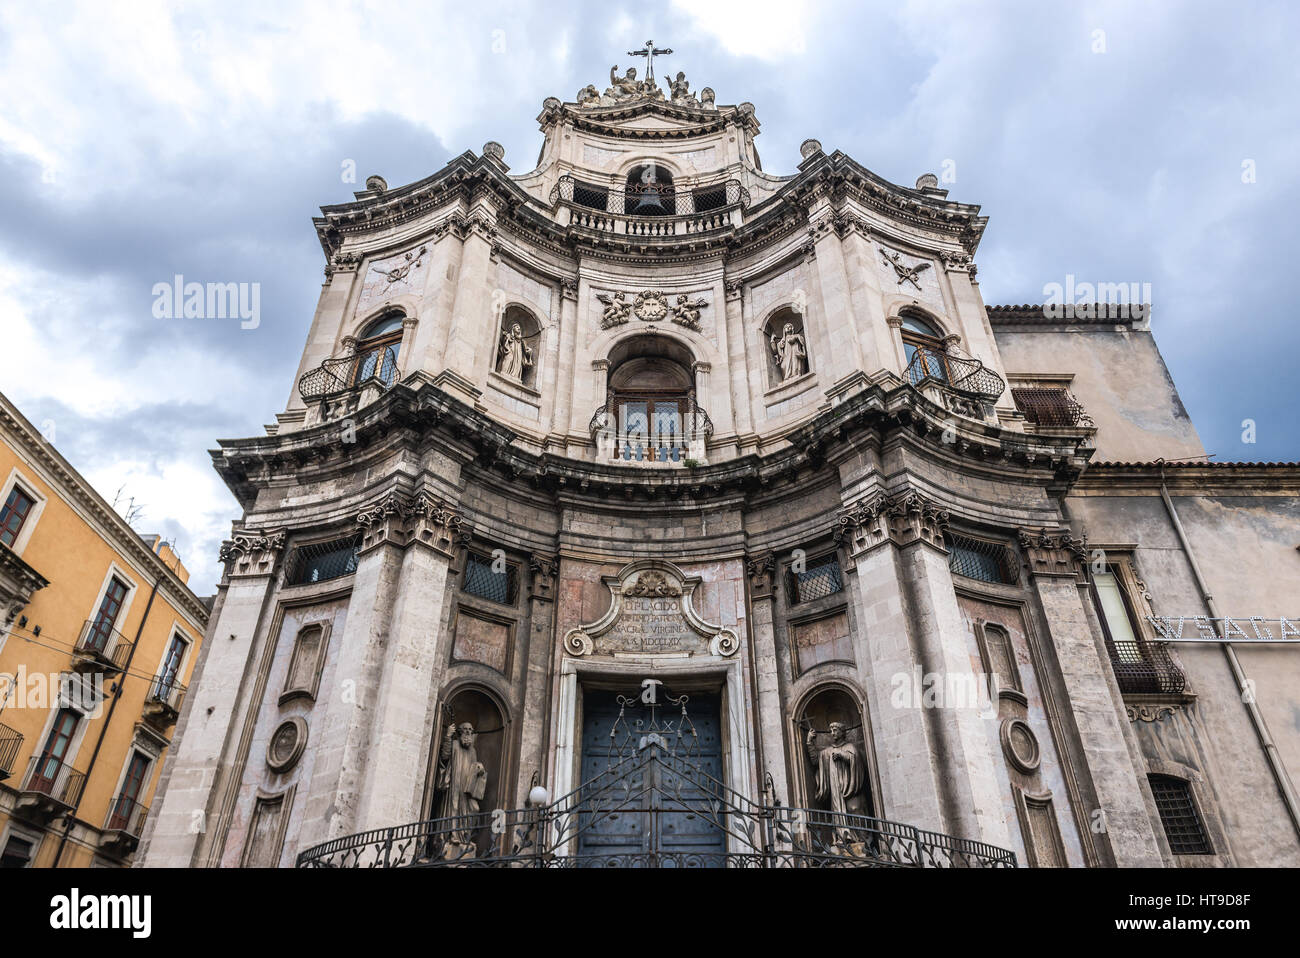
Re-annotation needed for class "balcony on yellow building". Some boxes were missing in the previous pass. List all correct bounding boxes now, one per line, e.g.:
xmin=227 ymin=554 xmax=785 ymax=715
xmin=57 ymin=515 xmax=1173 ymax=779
xmin=71 ymin=617 xmax=135 ymax=673
xmin=15 ymin=752 xmax=88 ymax=824
xmin=0 ymin=722 xmax=22 ymax=782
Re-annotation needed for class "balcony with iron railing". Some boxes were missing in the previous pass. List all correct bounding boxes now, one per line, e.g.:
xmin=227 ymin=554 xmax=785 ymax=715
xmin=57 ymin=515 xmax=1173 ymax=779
xmin=1108 ymin=639 xmax=1187 ymax=696
xmin=1010 ymin=386 xmax=1095 ymax=430
xmin=16 ymin=753 xmax=87 ymax=822
xmin=904 ymin=345 xmax=1006 ymax=424
xmin=100 ymin=795 xmax=149 ymax=857
xmin=554 ymin=174 xmax=749 ymax=239
xmin=143 ymin=672 xmax=187 ymax=728
xmin=589 ymin=398 xmax=714 ymax=465
xmin=72 ymin=617 xmax=134 ymax=674
xmin=298 ymin=344 xmax=400 ymax=404
xmin=0 ymin=722 xmax=21 ymax=782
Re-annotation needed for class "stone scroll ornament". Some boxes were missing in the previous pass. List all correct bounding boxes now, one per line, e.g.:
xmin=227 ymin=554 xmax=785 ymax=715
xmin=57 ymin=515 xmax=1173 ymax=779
xmin=563 ymin=559 xmax=739 ymax=658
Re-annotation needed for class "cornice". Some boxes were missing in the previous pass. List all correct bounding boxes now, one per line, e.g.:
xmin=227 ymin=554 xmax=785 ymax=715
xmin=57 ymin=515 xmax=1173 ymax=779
xmin=0 ymin=394 xmax=210 ymax=625
xmin=212 ymin=375 xmax=1092 ymax=521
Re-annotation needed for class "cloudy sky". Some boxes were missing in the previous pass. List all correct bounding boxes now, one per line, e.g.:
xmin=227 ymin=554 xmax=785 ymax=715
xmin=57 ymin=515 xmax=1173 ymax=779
xmin=1 ymin=0 xmax=1295 ymax=594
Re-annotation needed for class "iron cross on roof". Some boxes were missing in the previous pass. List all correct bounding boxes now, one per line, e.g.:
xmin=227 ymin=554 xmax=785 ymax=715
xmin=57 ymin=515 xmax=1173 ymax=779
xmin=628 ymin=40 xmax=672 ymax=84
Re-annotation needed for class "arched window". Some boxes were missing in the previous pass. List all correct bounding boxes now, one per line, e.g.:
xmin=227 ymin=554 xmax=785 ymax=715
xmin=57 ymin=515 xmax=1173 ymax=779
xmin=900 ymin=313 xmax=949 ymax=385
xmin=765 ymin=307 xmax=811 ymax=386
xmin=494 ymin=305 xmax=541 ymax=389
xmin=604 ymin=335 xmax=698 ymax=462
xmin=352 ymin=313 xmax=404 ymax=388
xmin=625 ymin=164 xmax=675 ymax=216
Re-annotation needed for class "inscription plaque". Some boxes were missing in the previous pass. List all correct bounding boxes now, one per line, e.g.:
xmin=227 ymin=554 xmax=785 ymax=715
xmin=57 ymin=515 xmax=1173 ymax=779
xmin=565 ymin=560 xmax=738 ymax=658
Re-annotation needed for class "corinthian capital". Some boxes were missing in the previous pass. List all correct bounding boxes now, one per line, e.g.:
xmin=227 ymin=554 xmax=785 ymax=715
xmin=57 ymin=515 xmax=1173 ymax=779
xmin=835 ymin=489 xmax=950 ymax=555
xmin=1017 ymin=527 xmax=1088 ymax=578
xmin=219 ymin=529 xmax=287 ymax=578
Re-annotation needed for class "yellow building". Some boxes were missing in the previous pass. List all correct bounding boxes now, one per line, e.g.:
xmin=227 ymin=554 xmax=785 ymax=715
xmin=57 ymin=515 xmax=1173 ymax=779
xmin=0 ymin=391 xmax=209 ymax=867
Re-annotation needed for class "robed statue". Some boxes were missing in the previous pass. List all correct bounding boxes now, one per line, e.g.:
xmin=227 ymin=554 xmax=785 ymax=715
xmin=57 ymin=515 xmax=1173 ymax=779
xmin=806 ymin=722 xmax=866 ymax=848
xmin=436 ymin=722 xmax=488 ymax=858
xmin=770 ymin=322 xmax=809 ymax=381
xmin=497 ymin=322 xmax=534 ymax=381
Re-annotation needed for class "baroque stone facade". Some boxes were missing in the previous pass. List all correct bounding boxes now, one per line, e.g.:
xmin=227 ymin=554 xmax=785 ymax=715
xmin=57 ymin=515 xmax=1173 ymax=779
xmin=139 ymin=60 xmax=1300 ymax=869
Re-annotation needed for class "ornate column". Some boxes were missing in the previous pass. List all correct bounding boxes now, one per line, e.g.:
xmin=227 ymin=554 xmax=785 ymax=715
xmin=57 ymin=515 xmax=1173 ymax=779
xmin=724 ymin=280 xmax=754 ymax=438
xmin=805 ymin=202 xmax=867 ymax=384
xmin=1018 ymin=527 xmax=1164 ymax=866
xmin=297 ymin=498 xmax=409 ymax=849
xmin=549 ymin=278 xmax=579 ymax=446
xmin=591 ymin=358 xmax=611 ymax=458
xmin=835 ymin=498 xmax=947 ymax=833
xmin=515 ymin=553 xmax=558 ymax=801
xmin=837 ymin=490 xmax=1015 ymax=855
xmin=436 ymin=207 xmax=498 ymax=404
xmin=745 ymin=552 xmax=788 ymax=805
xmin=141 ymin=531 xmax=286 ymax=867
xmin=352 ymin=491 xmax=468 ymax=834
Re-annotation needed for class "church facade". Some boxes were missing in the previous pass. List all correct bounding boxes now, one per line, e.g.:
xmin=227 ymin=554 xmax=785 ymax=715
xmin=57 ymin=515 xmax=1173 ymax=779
xmin=139 ymin=55 xmax=1300 ymax=869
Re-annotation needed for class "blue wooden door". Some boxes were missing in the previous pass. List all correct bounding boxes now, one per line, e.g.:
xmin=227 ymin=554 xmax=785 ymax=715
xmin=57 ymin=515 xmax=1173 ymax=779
xmin=575 ymin=690 xmax=727 ymax=867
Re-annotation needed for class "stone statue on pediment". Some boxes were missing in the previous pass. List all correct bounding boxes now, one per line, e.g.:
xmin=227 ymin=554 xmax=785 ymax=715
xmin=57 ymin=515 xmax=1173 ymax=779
xmin=577 ymin=84 xmax=601 ymax=108
xmin=669 ymin=71 xmax=697 ymax=105
xmin=606 ymin=65 xmax=643 ymax=100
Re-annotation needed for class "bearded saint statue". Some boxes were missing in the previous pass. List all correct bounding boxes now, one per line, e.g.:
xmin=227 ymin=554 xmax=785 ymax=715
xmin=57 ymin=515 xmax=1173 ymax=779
xmin=806 ymin=721 xmax=866 ymax=847
xmin=436 ymin=722 xmax=488 ymax=857
xmin=497 ymin=322 xmax=533 ymax=381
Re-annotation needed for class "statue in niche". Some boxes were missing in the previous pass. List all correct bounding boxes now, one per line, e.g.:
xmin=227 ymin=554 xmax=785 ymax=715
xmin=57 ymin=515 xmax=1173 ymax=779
xmin=497 ymin=322 xmax=534 ymax=382
xmin=769 ymin=321 xmax=809 ymax=381
xmin=436 ymin=722 xmax=488 ymax=858
xmin=669 ymin=71 xmax=696 ymax=105
xmin=805 ymin=722 xmax=867 ymax=849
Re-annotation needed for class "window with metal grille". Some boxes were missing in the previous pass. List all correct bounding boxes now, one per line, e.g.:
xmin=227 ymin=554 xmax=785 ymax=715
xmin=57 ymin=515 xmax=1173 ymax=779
xmin=1010 ymin=387 xmax=1088 ymax=428
xmin=462 ymin=551 xmax=519 ymax=605
xmin=1148 ymin=775 xmax=1213 ymax=855
xmin=572 ymin=181 xmax=608 ymax=211
xmin=287 ymin=535 xmax=361 ymax=585
xmin=693 ymin=184 xmax=727 ymax=213
xmin=787 ymin=555 xmax=843 ymax=604
xmin=947 ymin=533 xmax=1018 ymax=585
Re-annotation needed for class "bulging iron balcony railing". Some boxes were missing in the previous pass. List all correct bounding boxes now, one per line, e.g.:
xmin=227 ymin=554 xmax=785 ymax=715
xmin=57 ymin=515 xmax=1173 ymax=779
xmin=1108 ymin=639 xmax=1187 ymax=695
xmin=298 ymin=345 xmax=399 ymax=403
xmin=1010 ymin=386 xmax=1094 ymax=429
xmin=905 ymin=346 xmax=1006 ymax=401
xmin=589 ymin=398 xmax=714 ymax=463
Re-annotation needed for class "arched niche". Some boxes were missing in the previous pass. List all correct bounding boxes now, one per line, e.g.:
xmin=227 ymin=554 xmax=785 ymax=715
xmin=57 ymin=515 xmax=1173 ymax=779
xmin=797 ymin=685 xmax=875 ymax=819
xmin=603 ymin=334 xmax=698 ymax=462
xmin=494 ymin=303 xmax=541 ymax=390
xmin=763 ymin=305 xmax=811 ymax=388
xmin=428 ymin=685 xmax=509 ymax=856
xmin=624 ymin=162 xmax=676 ymax=216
